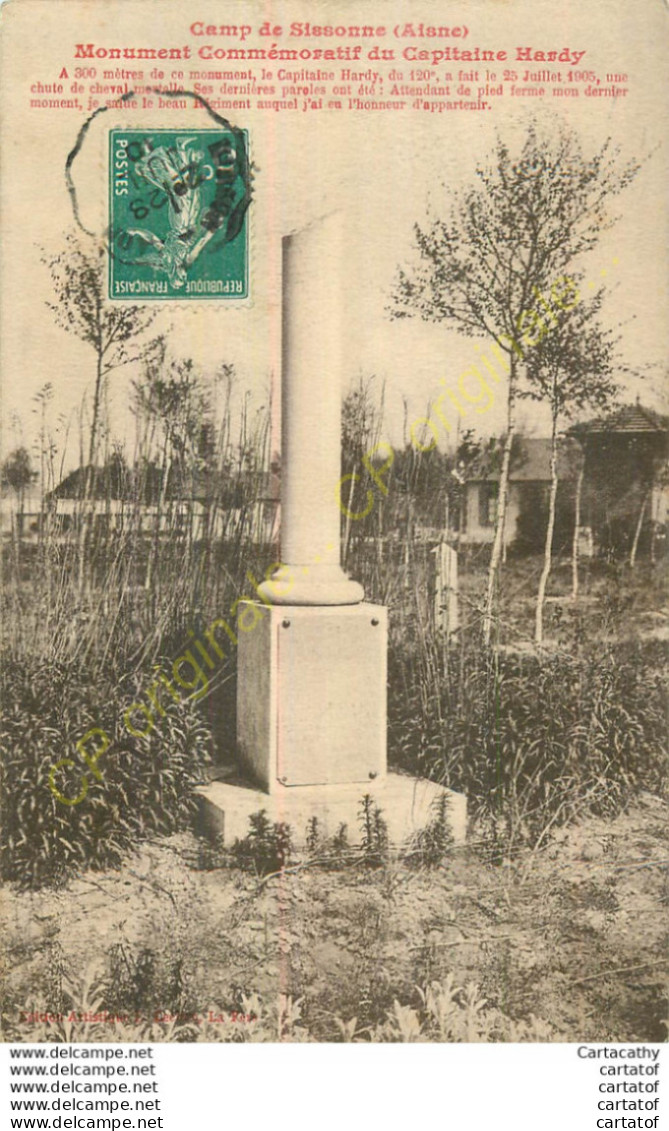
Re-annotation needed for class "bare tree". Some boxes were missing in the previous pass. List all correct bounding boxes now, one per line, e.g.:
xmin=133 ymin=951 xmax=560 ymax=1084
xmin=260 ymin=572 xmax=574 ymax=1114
xmin=132 ymin=339 xmax=211 ymax=590
xmin=42 ymin=232 xmax=156 ymax=590
xmin=391 ymin=124 xmax=639 ymax=644
xmin=43 ymin=231 xmax=155 ymax=475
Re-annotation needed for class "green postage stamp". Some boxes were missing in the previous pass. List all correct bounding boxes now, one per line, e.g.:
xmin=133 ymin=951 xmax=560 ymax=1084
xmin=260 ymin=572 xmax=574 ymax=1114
xmin=108 ymin=127 xmax=250 ymax=300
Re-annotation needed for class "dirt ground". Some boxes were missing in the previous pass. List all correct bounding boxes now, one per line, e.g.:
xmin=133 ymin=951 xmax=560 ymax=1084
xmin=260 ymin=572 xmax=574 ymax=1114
xmin=2 ymin=791 xmax=667 ymax=1043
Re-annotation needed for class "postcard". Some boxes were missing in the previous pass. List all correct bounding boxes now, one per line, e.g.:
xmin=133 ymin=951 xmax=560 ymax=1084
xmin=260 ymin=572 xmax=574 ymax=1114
xmin=0 ymin=0 xmax=666 ymax=1100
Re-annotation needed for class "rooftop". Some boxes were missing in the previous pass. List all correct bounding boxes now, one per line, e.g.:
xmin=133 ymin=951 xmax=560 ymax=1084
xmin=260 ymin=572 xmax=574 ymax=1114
xmin=569 ymin=403 xmax=668 ymax=437
xmin=468 ymin=436 xmax=583 ymax=483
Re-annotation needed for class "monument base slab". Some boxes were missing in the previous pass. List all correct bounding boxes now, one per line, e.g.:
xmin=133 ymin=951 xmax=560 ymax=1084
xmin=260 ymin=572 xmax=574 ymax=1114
xmin=196 ymin=773 xmax=466 ymax=848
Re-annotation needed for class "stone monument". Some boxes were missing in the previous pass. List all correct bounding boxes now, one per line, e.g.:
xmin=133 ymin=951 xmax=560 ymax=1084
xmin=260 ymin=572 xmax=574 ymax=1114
xmin=199 ymin=214 xmax=466 ymax=847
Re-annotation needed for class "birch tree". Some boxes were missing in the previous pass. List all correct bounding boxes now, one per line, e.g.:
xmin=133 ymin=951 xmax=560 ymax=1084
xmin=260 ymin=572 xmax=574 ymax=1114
xmin=391 ymin=124 xmax=638 ymax=644
xmin=521 ymin=291 xmax=620 ymax=645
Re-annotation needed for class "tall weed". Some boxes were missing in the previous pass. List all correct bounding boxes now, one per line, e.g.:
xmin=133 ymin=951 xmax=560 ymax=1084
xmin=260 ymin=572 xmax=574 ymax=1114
xmin=389 ymin=639 xmax=666 ymax=847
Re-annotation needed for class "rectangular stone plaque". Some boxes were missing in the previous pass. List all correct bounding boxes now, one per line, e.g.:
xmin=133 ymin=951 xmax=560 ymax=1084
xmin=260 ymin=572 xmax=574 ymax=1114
xmin=276 ymin=605 xmax=387 ymax=787
xmin=236 ymin=602 xmax=387 ymax=792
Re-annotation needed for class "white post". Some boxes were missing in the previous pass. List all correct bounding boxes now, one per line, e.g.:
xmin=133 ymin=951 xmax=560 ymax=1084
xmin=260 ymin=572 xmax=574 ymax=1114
xmin=434 ymin=541 xmax=459 ymax=636
xmin=259 ymin=213 xmax=363 ymax=606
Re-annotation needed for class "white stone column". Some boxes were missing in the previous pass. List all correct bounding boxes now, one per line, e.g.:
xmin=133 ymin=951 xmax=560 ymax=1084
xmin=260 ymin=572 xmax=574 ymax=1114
xmin=259 ymin=213 xmax=363 ymax=606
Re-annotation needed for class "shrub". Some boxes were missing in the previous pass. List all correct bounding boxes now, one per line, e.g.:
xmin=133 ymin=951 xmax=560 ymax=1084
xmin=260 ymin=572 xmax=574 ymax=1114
xmin=104 ymin=936 xmax=192 ymax=1021
xmin=408 ymin=791 xmax=455 ymax=867
xmin=0 ymin=657 xmax=213 ymax=889
xmin=358 ymin=794 xmax=389 ymax=865
xmin=389 ymin=639 xmax=667 ymax=847
xmin=230 ymin=810 xmax=293 ymax=876
xmin=366 ymin=976 xmax=555 ymax=1042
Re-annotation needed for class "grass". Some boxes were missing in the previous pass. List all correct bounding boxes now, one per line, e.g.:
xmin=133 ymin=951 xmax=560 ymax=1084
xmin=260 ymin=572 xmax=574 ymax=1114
xmin=3 ymin=791 xmax=666 ymax=1043
xmin=0 ymin=657 xmax=213 ymax=888
xmin=389 ymin=635 xmax=667 ymax=852
xmin=1 ymin=465 xmax=666 ymax=886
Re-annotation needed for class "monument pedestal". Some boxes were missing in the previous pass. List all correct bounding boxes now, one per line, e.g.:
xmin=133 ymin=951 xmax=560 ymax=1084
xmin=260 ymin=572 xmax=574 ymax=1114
xmin=236 ymin=600 xmax=387 ymax=791
xmin=197 ymin=598 xmax=466 ymax=848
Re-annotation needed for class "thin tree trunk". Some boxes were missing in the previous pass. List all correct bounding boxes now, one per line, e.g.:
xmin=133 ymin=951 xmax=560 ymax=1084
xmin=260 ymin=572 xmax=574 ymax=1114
xmin=535 ymin=404 xmax=559 ymax=647
xmin=571 ymin=465 xmax=584 ymax=600
xmin=483 ymin=360 xmax=516 ymax=647
xmin=342 ymin=461 xmax=356 ymax=561
xmin=88 ymin=352 xmax=104 ymax=469
xmin=629 ymin=489 xmax=650 ymax=569
xmin=145 ymin=441 xmax=170 ymax=593
xmin=78 ymin=351 xmax=104 ymax=592
xmin=11 ymin=491 xmax=22 ymax=567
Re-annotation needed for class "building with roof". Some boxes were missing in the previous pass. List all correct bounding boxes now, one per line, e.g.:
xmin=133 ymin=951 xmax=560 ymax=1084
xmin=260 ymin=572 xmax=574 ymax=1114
xmin=41 ymin=459 xmax=280 ymax=545
xmin=568 ymin=402 xmax=668 ymax=556
xmin=461 ymin=435 xmax=583 ymax=548
xmin=461 ymin=403 xmax=668 ymax=555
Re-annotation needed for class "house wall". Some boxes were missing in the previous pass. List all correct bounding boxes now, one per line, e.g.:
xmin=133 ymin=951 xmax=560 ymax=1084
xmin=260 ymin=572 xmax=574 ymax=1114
xmin=461 ymin=483 xmax=521 ymax=545
xmin=1 ymin=497 xmax=279 ymax=545
xmin=0 ymin=490 xmax=43 ymax=536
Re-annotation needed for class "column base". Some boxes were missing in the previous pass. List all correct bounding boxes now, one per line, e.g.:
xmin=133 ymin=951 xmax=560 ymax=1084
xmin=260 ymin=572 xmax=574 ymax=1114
xmin=258 ymin=564 xmax=364 ymax=606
